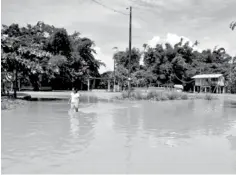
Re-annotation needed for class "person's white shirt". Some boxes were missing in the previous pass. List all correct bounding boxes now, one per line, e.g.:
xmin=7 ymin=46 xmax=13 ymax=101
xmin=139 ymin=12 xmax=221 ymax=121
xmin=71 ymin=92 xmax=80 ymax=103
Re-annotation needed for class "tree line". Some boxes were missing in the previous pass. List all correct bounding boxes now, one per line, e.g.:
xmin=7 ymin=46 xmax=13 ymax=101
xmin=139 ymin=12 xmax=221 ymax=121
xmin=101 ymin=39 xmax=236 ymax=93
xmin=99 ymin=21 xmax=236 ymax=93
xmin=1 ymin=21 xmax=236 ymax=95
xmin=1 ymin=22 xmax=105 ymax=96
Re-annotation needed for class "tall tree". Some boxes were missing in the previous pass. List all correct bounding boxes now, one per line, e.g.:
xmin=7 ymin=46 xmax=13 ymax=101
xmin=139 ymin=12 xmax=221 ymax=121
xmin=47 ymin=28 xmax=72 ymax=57
xmin=1 ymin=22 xmax=106 ymax=93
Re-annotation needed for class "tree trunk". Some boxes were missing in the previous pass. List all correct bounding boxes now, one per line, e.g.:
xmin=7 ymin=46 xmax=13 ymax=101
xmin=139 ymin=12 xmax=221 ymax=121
xmin=13 ymin=69 xmax=17 ymax=98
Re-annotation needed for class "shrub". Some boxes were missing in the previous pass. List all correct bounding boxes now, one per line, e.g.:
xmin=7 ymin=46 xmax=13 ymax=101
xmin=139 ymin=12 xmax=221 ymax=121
xmin=121 ymin=90 xmax=145 ymax=100
xmin=154 ymin=93 xmax=161 ymax=101
xmin=166 ymin=91 xmax=181 ymax=100
xmin=122 ymin=91 xmax=129 ymax=98
xmin=147 ymin=90 xmax=157 ymax=100
xmin=204 ymin=93 xmax=214 ymax=100
xmin=181 ymin=93 xmax=188 ymax=100
xmin=120 ymin=89 xmax=213 ymax=101
xmin=160 ymin=93 xmax=168 ymax=101
xmin=134 ymin=91 xmax=142 ymax=100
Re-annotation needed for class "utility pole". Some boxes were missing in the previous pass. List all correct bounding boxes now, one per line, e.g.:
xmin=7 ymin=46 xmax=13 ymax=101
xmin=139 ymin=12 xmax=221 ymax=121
xmin=128 ymin=6 xmax=132 ymax=94
xmin=229 ymin=56 xmax=235 ymax=93
xmin=112 ymin=47 xmax=118 ymax=92
xmin=113 ymin=57 xmax=116 ymax=92
xmin=13 ymin=69 xmax=18 ymax=98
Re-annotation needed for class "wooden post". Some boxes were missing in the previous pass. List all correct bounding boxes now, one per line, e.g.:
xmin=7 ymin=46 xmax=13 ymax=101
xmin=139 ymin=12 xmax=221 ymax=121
xmin=13 ymin=69 xmax=18 ymax=98
xmin=118 ymin=81 xmax=120 ymax=92
xmin=87 ymin=79 xmax=90 ymax=91
xmin=18 ymin=79 xmax=21 ymax=91
xmin=223 ymin=87 xmax=225 ymax=94
xmin=128 ymin=6 xmax=132 ymax=93
xmin=194 ymin=86 xmax=195 ymax=93
xmin=216 ymin=86 xmax=218 ymax=94
xmin=80 ymin=81 xmax=83 ymax=90
xmin=108 ymin=80 xmax=110 ymax=92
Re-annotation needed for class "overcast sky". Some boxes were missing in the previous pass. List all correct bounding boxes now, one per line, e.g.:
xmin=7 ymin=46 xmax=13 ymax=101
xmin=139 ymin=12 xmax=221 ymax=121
xmin=2 ymin=0 xmax=236 ymax=73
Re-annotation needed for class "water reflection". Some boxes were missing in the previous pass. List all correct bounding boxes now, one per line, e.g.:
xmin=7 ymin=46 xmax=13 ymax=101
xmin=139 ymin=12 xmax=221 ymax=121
xmin=68 ymin=112 xmax=79 ymax=138
xmin=227 ymin=135 xmax=236 ymax=150
xmin=2 ymin=97 xmax=236 ymax=174
xmin=224 ymin=100 xmax=236 ymax=108
xmin=111 ymin=100 xmax=236 ymax=150
xmin=142 ymin=100 xmax=235 ymax=138
xmin=112 ymin=103 xmax=142 ymax=173
xmin=68 ymin=110 xmax=97 ymax=148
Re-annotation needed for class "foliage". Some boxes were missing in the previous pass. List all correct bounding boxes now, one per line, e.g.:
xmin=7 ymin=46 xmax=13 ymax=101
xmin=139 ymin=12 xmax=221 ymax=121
xmin=1 ymin=22 xmax=106 ymax=93
xmin=113 ymin=38 xmax=235 ymax=93
xmin=46 ymin=28 xmax=72 ymax=57
xmin=119 ymin=90 xmax=217 ymax=101
xmin=204 ymin=93 xmax=215 ymax=100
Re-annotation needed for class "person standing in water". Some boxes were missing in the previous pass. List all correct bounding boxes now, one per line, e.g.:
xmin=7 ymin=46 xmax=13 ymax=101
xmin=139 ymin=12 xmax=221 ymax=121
xmin=69 ymin=88 xmax=80 ymax=112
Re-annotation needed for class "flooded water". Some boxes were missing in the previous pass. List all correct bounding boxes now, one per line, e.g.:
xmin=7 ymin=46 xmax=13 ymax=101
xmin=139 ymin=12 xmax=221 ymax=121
xmin=2 ymin=96 xmax=236 ymax=174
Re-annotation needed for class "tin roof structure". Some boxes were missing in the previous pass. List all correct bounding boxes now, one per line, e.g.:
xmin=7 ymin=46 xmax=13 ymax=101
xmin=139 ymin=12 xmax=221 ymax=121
xmin=192 ymin=74 xmax=223 ymax=79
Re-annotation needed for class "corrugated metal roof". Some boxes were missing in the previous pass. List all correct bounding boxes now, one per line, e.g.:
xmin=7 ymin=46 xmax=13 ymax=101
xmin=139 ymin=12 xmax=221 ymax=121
xmin=192 ymin=74 xmax=223 ymax=79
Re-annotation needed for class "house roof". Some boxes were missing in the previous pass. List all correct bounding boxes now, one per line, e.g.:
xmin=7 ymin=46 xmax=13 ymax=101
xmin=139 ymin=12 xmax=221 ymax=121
xmin=192 ymin=74 xmax=223 ymax=79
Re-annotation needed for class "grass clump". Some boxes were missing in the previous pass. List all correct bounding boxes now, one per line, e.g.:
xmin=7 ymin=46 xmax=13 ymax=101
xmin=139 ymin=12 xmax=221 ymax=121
xmin=180 ymin=93 xmax=188 ymax=100
xmin=1 ymin=97 xmax=27 ymax=110
xmin=147 ymin=90 xmax=157 ymax=100
xmin=159 ymin=93 xmax=168 ymax=101
xmin=121 ymin=90 xmax=146 ymax=100
xmin=120 ymin=90 xmax=218 ymax=102
xmin=166 ymin=91 xmax=181 ymax=100
xmin=204 ymin=93 xmax=215 ymax=100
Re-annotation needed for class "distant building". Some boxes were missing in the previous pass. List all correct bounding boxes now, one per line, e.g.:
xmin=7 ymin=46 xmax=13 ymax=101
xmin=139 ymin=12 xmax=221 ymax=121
xmin=192 ymin=74 xmax=225 ymax=93
xmin=174 ymin=84 xmax=183 ymax=92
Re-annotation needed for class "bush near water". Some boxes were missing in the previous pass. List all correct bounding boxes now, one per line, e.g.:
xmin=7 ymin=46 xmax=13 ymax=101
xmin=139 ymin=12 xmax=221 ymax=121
xmin=1 ymin=96 xmax=27 ymax=110
xmin=119 ymin=90 xmax=216 ymax=101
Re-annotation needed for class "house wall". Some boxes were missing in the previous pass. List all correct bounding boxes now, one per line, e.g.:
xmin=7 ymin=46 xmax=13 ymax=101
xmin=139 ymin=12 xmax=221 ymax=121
xmin=194 ymin=76 xmax=225 ymax=86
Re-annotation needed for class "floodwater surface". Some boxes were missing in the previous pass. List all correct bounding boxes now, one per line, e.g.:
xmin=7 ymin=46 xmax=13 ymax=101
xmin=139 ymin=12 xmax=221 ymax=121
xmin=2 ymin=96 xmax=236 ymax=174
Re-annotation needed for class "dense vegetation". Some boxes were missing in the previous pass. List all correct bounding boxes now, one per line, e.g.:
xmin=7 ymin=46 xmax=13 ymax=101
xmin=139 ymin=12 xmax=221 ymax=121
xmin=1 ymin=21 xmax=236 ymax=97
xmin=118 ymin=90 xmax=216 ymax=101
xmin=101 ymin=22 xmax=236 ymax=93
xmin=1 ymin=22 xmax=105 ymax=96
xmin=108 ymin=39 xmax=236 ymax=93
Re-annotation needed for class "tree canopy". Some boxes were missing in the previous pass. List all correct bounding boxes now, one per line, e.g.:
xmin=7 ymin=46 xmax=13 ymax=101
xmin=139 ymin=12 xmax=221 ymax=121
xmin=107 ymin=39 xmax=235 ymax=93
xmin=1 ymin=22 xmax=105 ymax=92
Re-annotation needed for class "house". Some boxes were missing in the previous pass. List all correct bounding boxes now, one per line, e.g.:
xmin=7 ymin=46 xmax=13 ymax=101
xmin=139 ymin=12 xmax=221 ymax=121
xmin=192 ymin=74 xmax=225 ymax=93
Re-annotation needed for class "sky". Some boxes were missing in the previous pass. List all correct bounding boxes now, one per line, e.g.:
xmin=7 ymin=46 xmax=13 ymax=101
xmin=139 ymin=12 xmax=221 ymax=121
xmin=1 ymin=0 xmax=236 ymax=73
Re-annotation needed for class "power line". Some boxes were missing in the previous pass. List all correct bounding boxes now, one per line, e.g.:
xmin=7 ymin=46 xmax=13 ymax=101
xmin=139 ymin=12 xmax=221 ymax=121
xmin=91 ymin=0 xmax=128 ymax=16
xmin=174 ymin=74 xmax=195 ymax=84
